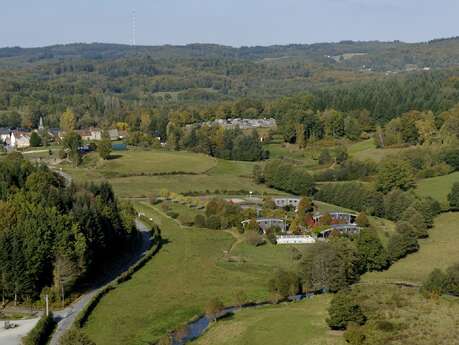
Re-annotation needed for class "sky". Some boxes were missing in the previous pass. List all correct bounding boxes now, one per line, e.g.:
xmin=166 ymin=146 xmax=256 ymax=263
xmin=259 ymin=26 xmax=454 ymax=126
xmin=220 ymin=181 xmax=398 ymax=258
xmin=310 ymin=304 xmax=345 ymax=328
xmin=1 ymin=0 xmax=458 ymax=48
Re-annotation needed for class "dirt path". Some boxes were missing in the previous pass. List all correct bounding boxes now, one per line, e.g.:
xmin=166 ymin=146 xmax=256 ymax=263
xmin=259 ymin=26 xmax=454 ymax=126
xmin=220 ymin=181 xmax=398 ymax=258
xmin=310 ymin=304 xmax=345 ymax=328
xmin=49 ymin=219 xmax=152 ymax=345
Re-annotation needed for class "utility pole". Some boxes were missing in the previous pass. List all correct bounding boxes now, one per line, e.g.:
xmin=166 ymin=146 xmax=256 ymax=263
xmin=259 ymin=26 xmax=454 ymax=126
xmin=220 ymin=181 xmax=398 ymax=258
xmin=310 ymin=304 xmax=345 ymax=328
xmin=45 ymin=294 xmax=49 ymax=317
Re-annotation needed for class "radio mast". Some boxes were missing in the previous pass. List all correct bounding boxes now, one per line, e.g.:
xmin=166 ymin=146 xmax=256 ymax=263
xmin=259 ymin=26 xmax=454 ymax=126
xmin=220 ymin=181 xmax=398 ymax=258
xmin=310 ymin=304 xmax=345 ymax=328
xmin=131 ymin=10 xmax=136 ymax=46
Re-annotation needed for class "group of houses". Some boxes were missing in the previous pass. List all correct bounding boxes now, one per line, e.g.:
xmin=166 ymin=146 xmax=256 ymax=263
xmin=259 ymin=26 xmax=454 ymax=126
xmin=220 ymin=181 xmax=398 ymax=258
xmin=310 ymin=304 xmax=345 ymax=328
xmin=0 ymin=128 xmax=32 ymax=149
xmin=1 ymin=116 xmax=127 ymax=151
xmin=240 ymin=197 xmax=362 ymax=245
xmin=186 ymin=118 xmax=277 ymax=130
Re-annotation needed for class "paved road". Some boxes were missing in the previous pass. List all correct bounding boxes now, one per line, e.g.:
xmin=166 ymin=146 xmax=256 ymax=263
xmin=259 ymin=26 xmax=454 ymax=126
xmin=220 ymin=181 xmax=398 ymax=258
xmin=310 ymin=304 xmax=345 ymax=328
xmin=49 ymin=219 xmax=152 ymax=345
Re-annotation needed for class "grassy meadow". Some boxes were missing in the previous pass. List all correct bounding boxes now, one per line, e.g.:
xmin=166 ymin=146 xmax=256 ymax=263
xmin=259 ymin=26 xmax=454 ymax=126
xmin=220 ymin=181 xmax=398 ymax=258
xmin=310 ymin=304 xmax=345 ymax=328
xmin=193 ymin=295 xmax=343 ymax=345
xmin=82 ymin=202 xmax=299 ymax=345
xmin=416 ymin=172 xmax=459 ymax=206
xmin=61 ymin=149 xmax=281 ymax=197
xmin=364 ymin=212 xmax=459 ymax=285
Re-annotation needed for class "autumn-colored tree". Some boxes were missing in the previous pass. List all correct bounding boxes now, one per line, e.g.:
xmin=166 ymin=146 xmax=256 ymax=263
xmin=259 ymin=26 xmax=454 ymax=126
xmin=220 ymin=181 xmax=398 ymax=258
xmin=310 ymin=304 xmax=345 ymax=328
xmin=60 ymin=109 xmax=76 ymax=133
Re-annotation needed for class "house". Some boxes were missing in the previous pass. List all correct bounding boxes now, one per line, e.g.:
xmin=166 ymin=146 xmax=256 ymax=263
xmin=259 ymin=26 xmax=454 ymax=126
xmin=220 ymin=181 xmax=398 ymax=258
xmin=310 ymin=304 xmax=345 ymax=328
xmin=108 ymin=129 xmax=119 ymax=141
xmin=10 ymin=132 xmax=31 ymax=149
xmin=0 ymin=128 xmax=10 ymax=143
xmin=241 ymin=218 xmax=288 ymax=233
xmin=76 ymin=129 xmax=92 ymax=141
xmin=90 ymin=130 xmax=102 ymax=141
xmin=276 ymin=235 xmax=316 ymax=244
xmin=273 ymin=197 xmax=301 ymax=210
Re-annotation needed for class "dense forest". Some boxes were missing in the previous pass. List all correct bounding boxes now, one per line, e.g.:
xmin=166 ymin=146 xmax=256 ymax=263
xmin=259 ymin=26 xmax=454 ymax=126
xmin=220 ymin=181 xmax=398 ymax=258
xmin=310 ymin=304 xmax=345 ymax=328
xmin=0 ymin=153 xmax=137 ymax=303
xmin=1 ymin=39 xmax=459 ymax=132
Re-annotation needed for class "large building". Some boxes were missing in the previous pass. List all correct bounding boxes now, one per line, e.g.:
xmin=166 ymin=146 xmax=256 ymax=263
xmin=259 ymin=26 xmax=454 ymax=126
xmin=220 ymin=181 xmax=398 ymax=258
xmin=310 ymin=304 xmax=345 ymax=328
xmin=241 ymin=218 xmax=287 ymax=233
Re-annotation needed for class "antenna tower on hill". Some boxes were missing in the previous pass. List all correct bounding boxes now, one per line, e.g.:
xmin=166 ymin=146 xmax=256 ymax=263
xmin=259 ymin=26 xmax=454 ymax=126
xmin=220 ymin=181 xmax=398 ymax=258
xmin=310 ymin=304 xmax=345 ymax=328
xmin=131 ymin=10 xmax=136 ymax=46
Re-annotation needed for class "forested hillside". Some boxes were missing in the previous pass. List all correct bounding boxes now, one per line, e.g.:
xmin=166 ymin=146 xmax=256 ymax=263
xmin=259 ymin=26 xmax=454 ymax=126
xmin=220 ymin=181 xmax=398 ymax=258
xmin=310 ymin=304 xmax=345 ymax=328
xmin=0 ymin=153 xmax=137 ymax=303
xmin=1 ymin=38 xmax=459 ymax=130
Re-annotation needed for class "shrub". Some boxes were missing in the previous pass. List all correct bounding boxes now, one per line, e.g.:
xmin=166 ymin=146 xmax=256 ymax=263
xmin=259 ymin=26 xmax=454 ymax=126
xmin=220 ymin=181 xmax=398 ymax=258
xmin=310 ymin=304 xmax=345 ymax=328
xmin=422 ymin=268 xmax=448 ymax=295
xmin=355 ymin=212 xmax=370 ymax=227
xmin=411 ymin=197 xmax=441 ymax=228
xmin=343 ymin=323 xmax=366 ymax=345
xmin=387 ymin=232 xmax=419 ymax=263
xmin=318 ymin=149 xmax=332 ymax=165
xmin=448 ymin=182 xmax=459 ymax=210
xmin=205 ymin=298 xmax=224 ymax=321
xmin=376 ymin=320 xmax=395 ymax=332
xmin=440 ymin=148 xmax=459 ymax=170
xmin=327 ymin=290 xmax=366 ymax=330
xmin=445 ymin=263 xmax=459 ymax=296
xmin=383 ymin=189 xmax=415 ymax=221
xmin=22 ymin=313 xmax=56 ymax=345
xmin=245 ymin=230 xmax=265 ymax=247
xmin=166 ymin=211 xmax=179 ymax=219
xmin=193 ymin=214 xmax=206 ymax=228
xmin=268 ymin=269 xmax=300 ymax=300
xmin=401 ymin=207 xmax=428 ymax=238
xmin=206 ymin=215 xmax=222 ymax=229
xmin=60 ymin=328 xmax=96 ymax=345
xmin=264 ymin=227 xmax=278 ymax=244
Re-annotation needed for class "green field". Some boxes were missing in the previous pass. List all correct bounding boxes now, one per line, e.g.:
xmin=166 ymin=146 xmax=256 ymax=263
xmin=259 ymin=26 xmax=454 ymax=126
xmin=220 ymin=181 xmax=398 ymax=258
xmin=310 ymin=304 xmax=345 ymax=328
xmin=364 ymin=212 xmax=459 ymax=285
xmin=61 ymin=149 xmax=281 ymax=197
xmin=193 ymin=295 xmax=343 ymax=345
xmin=348 ymin=139 xmax=409 ymax=162
xmin=82 ymin=202 xmax=298 ymax=345
xmin=64 ymin=150 xmax=217 ymax=177
xmin=416 ymin=172 xmax=459 ymax=205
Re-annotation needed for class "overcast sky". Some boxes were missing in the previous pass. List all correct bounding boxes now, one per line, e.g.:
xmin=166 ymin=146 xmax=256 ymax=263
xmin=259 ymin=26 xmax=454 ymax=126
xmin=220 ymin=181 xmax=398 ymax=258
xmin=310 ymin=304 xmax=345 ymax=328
xmin=1 ymin=0 xmax=458 ymax=48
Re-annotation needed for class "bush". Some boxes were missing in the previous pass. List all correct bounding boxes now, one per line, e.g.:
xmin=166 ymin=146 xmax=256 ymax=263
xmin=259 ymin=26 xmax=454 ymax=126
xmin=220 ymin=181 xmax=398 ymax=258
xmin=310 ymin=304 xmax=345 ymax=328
xmin=448 ymin=182 xmax=459 ymax=210
xmin=60 ymin=328 xmax=96 ymax=345
xmin=264 ymin=227 xmax=278 ymax=244
xmin=206 ymin=215 xmax=221 ymax=229
xmin=355 ymin=212 xmax=370 ymax=227
xmin=22 ymin=313 xmax=56 ymax=345
xmin=387 ymin=232 xmax=419 ymax=263
xmin=422 ymin=268 xmax=448 ymax=295
xmin=268 ymin=269 xmax=300 ymax=300
xmin=166 ymin=211 xmax=179 ymax=219
xmin=327 ymin=290 xmax=366 ymax=330
xmin=245 ymin=230 xmax=265 ymax=247
xmin=205 ymin=297 xmax=224 ymax=321
xmin=343 ymin=323 xmax=366 ymax=345
xmin=440 ymin=148 xmax=459 ymax=170
xmin=193 ymin=214 xmax=206 ymax=228
xmin=383 ymin=189 xmax=415 ymax=221
xmin=401 ymin=207 xmax=428 ymax=238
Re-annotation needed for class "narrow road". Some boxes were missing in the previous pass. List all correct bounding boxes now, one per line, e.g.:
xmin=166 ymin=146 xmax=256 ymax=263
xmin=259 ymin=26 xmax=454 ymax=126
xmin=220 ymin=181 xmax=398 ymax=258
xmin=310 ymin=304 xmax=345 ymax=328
xmin=49 ymin=220 xmax=152 ymax=345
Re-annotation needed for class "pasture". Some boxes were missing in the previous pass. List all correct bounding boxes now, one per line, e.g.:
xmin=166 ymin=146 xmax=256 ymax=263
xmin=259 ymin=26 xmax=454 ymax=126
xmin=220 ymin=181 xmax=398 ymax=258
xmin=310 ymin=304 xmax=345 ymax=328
xmin=348 ymin=139 xmax=409 ymax=162
xmin=193 ymin=295 xmax=343 ymax=345
xmin=416 ymin=172 xmax=459 ymax=206
xmin=82 ymin=202 xmax=298 ymax=345
xmin=61 ymin=149 xmax=281 ymax=197
xmin=364 ymin=212 xmax=459 ymax=285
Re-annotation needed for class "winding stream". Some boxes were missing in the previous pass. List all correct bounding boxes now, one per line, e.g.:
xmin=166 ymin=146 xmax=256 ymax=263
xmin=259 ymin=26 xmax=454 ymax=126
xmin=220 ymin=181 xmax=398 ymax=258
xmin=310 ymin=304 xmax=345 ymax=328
xmin=171 ymin=293 xmax=315 ymax=345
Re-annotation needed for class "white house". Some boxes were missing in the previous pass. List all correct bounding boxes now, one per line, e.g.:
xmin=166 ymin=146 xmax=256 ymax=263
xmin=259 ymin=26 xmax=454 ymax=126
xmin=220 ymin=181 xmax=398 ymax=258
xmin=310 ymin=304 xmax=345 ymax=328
xmin=276 ymin=235 xmax=316 ymax=245
xmin=10 ymin=132 xmax=31 ymax=149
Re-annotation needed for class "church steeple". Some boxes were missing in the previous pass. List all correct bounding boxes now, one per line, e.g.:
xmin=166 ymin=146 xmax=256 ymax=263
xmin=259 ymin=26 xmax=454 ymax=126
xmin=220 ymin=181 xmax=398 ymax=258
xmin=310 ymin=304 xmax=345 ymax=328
xmin=39 ymin=116 xmax=44 ymax=131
